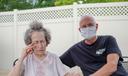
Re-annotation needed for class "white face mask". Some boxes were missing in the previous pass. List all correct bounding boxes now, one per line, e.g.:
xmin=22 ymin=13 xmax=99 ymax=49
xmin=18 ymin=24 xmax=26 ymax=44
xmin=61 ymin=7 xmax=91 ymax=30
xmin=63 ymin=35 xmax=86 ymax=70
xmin=80 ymin=25 xmax=96 ymax=40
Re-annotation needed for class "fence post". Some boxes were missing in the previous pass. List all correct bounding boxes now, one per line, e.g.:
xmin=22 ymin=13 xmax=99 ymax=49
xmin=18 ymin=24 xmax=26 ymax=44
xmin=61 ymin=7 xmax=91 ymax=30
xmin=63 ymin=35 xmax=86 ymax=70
xmin=13 ymin=9 xmax=18 ymax=60
xmin=73 ymin=3 xmax=79 ymax=43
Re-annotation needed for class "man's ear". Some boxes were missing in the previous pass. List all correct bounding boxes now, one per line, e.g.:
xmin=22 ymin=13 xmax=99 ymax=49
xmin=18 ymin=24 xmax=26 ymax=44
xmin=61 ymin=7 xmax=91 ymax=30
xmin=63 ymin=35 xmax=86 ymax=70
xmin=96 ymin=23 xmax=98 ymax=31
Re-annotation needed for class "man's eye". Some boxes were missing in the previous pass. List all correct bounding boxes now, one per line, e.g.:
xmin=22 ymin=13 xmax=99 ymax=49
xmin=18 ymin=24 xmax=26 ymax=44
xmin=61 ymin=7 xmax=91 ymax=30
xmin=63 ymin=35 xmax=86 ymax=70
xmin=81 ymin=25 xmax=87 ymax=28
xmin=88 ymin=23 xmax=94 ymax=27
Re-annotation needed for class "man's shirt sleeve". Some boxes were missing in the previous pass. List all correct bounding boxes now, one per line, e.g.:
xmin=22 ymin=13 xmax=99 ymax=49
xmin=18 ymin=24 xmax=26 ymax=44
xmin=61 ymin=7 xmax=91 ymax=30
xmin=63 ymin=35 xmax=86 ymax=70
xmin=60 ymin=48 xmax=76 ymax=68
xmin=106 ymin=36 xmax=123 ymax=61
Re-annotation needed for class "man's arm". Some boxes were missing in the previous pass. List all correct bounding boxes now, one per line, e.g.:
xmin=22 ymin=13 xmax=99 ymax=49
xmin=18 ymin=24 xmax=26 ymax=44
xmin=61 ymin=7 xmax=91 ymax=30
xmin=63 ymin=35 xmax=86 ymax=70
xmin=90 ymin=53 xmax=119 ymax=76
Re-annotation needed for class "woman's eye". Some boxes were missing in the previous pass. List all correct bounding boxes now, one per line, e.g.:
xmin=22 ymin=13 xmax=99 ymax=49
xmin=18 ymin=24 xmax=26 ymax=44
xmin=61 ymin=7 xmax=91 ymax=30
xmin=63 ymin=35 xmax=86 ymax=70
xmin=35 ymin=41 xmax=38 ymax=44
xmin=41 ymin=40 xmax=45 ymax=43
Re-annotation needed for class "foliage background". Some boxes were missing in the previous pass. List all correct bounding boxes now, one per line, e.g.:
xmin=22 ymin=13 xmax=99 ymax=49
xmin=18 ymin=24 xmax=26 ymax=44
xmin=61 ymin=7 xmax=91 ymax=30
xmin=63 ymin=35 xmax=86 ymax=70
xmin=0 ymin=0 xmax=128 ymax=12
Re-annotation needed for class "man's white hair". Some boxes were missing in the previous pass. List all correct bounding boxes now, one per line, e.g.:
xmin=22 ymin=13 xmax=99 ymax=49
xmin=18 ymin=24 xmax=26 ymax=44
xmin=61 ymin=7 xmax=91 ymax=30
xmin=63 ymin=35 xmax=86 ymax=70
xmin=80 ymin=14 xmax=96 ymax=23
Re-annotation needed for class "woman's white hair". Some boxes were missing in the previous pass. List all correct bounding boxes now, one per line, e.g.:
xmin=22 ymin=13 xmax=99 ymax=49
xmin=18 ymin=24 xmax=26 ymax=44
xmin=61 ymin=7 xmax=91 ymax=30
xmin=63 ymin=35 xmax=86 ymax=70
xmin=24 ymin=21 xmax=51 ymax=45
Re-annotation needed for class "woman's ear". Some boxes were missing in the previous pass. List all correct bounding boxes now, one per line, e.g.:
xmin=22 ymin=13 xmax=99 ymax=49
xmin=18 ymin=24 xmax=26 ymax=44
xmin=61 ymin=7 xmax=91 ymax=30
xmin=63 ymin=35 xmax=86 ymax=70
xmin=78 ymin=28 xmax=81 ymax=32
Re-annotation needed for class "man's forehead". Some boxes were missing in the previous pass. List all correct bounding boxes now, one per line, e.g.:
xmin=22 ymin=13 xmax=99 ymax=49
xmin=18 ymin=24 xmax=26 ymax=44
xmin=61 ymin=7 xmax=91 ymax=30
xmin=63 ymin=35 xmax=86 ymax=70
xmin=80 ymin=15 xmax=96 ymax=25
xmin=81 ymin=16 xmax=94 ymax=22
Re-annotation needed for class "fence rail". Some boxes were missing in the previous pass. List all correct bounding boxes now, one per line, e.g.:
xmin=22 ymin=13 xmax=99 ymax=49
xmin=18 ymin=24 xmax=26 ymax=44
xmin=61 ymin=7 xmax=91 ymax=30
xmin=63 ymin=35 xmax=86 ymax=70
xmin=0 ymin=2 xmax=128 ymax=24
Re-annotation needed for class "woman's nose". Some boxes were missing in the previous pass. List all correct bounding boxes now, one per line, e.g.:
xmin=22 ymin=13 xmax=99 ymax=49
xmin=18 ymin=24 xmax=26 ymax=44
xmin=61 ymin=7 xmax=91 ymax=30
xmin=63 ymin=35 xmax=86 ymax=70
xmin=38 ymin=42 xmax=43 ymax=48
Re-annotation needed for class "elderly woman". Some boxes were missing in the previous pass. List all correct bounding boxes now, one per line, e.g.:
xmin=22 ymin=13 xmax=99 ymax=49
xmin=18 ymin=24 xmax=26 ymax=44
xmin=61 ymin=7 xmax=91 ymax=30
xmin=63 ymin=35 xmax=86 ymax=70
xmin=8 ymin=21 xmax=83 ymax=76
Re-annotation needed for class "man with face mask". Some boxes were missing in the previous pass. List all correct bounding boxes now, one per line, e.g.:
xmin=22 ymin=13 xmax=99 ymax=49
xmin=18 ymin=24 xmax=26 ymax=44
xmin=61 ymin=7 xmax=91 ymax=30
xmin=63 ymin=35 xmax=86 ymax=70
xmin=60 ymin=15 xmax=128 ymax=76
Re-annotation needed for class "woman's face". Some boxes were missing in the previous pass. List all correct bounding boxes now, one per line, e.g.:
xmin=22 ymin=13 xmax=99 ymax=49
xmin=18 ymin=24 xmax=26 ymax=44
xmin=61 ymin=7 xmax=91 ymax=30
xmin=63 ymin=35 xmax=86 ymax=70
xmin=31 ymin=31 xmax=47 ymax=55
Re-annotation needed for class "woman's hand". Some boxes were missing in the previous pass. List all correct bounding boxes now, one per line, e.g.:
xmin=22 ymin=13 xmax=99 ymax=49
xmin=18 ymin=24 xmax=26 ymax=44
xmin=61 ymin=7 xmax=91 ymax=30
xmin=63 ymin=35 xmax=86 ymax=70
xmin=19 ymin=42 xmax=35 ymax=61
xmin=64 ymin=66 xmax=83 ymax=76
xmin=8 ymin=43 xmax=35 ymax=76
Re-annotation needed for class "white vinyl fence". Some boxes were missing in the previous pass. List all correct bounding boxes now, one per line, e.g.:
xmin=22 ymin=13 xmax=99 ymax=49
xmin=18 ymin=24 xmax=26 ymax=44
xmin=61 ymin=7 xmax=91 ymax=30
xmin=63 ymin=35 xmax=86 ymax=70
xmin=0 ymin=2 xmax=128 ymax=70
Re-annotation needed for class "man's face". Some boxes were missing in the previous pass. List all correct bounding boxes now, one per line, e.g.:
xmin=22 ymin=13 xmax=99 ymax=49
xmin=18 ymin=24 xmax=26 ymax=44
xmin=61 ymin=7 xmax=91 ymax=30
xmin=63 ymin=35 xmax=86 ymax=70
xmin=79 ymin=16 xmax=98 ymax=40
xmin=31 ymin=31 xmax=47 ymax=54
xmin=79 ymin=16 xmax=97 ymax=29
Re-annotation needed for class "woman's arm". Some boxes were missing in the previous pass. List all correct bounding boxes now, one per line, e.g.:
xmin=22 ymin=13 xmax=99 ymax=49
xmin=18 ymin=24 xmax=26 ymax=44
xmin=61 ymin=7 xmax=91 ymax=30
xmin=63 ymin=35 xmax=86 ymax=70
xmin=8 ymin=43 xmax=35 ymax=76
xmin=8 ymin=58 xmax=24 ymax=76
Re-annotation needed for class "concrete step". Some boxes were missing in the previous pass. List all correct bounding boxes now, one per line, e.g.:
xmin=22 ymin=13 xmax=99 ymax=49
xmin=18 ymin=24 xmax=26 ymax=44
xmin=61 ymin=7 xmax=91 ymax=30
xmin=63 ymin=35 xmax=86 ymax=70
xmin=0 ymin=70 xmax=9 ymax=76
